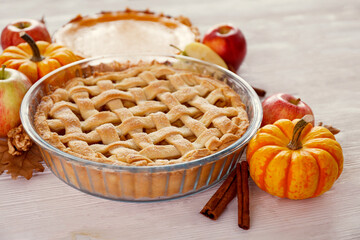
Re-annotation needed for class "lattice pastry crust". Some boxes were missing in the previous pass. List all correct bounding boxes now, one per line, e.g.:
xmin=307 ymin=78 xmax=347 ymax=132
xmin=35 ymin=62 xmax=249 ymax=166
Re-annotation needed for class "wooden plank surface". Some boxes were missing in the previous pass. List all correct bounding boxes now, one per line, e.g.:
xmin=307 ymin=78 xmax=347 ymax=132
xmin=0 ymin=0 xmax=359 ymax=239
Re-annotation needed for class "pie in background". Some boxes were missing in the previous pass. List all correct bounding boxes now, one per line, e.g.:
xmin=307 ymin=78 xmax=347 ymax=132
xmin=53 ymin=9 xmax=200 ymax=58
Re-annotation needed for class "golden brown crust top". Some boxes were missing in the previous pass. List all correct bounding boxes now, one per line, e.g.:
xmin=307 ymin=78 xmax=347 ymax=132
xmin=34 ymin=62 xmax=248 ymax=166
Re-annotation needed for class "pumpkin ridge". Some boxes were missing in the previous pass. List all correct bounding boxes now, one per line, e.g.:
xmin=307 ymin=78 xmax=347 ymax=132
xmin=300 ymin=149 xmax=321 ymax=198
xmin=3 ymin=60 xmax=22 ymax=69
xmin=286 ymin=151 xmax=295 ymax=199
xmin=6 ymin=46 xmax=29 ymax=57
xmin=261 ymin=154 xmax=272 ymax=191
xmin=246 ymin=133 xmax=286 ymax=161
xmin=303 ymin=127 xmax=335 ymax=142
xmin=284 ymin=151 xmax=293 ymax=199
xmin=286 ymin=150 xmax=318 ymax=199
xmin=310 ymin=152 xmax=322 ymax=198
xmin=303 ymin=138 xmax=343 ymax=178
xmin=261 ymin=148 xmax=286 ymax=191
xmin=259 ymin=124 xmax=290 ymax=142
xmin=274 ymin=119 xmax=294 ymax=140
xmin=261 ymin=132 xmax=289 ymax=147
xmin=249 ymin=146 xmax=284 ymax=191
xmin=305 ymin=148 xmax=338 ymax=198
xmin=274 ymin=122 xmax=292 ymax=142
xmin=266 ymin=150 xmax=292 ymax=198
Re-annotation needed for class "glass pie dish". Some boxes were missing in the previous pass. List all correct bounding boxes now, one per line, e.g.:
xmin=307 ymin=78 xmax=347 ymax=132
xmin=20 ymin=55 xmax=262 ymax=202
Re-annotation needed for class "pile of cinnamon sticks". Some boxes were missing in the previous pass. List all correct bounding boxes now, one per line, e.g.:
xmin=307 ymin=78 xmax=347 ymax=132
xmin=200 ymin=161 xmax=250 ymax=230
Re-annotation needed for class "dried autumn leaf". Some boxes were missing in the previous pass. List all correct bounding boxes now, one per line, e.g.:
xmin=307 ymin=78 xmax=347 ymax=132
xmin=0 ymin=139 xmax=44 ymax=180
xmin=317 ymin=122 xmax=341 ymax=135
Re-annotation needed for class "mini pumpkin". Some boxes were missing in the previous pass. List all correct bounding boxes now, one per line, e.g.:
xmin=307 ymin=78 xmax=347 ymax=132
xmin=246 ymin=115 xmax=343 ymax=200
xmin=0 ymin=32 xmax=79 ymax=83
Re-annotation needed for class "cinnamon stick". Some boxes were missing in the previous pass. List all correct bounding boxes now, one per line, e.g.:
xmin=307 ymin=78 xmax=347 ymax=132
xmin=200 ymin=169 xmax=237 ymax=220
xmin=239 ymin=161 xmax=250 ymax=230
xmin=236 ymin=163 xmax=243 ymax=227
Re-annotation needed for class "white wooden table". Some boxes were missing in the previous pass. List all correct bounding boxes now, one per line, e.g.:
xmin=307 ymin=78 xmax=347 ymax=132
xmin=1 ymin=0 xmax=359 ymax=239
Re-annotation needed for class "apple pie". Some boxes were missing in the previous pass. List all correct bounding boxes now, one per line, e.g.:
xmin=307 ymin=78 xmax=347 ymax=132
xmin=53 ymin=9 xmax=200 ymax=58
xmin=34 ymin=61 xmax=249 ymax=166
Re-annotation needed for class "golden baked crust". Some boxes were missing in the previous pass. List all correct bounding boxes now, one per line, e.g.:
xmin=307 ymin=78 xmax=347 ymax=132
xmin=53 ymin=9 xmax=200 ymax=58
xmin=34 ymin=62 xmax=249 ymax=166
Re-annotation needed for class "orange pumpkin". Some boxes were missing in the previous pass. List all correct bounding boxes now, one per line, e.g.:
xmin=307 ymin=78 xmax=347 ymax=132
xmin=246 ymin=116 xmax=343 ymax=200
xmin=0 ymin=32 xmax=79 ymax=83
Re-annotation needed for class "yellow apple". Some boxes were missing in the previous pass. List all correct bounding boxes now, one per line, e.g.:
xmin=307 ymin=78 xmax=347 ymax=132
xmin=0 ymin=65 xmax=32 ymax=137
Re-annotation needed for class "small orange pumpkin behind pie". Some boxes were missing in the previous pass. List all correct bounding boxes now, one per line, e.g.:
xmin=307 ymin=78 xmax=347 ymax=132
xmin=0 ymin=33 xmax=79 ymax=84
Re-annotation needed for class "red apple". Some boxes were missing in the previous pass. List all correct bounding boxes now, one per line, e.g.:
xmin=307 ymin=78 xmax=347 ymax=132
xmin=1 ymin=18 xmax=51 ymax=50
xmin=0 ymin=65 xmax=32 ymax=137
xmin=203 ymin=24 xmax=246 ymax=72
xmin=261 ymin=93 xmax=314 ymax=126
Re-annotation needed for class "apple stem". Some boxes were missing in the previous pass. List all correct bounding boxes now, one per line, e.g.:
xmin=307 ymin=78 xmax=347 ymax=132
xmin=40 ymin=15 xmax=46 ymax=24
xmin=218 ymin=26 xmax=232 ymax=34
xmin=169 ymin=44 xmax=187 ymax=56
xmin=19 ymin=32 xmax=44 ymax=62
xmin=294 ymin=98 xmax=301 ymax=105
xmin=287 ymin=115 xmax=313 ymax=150
xmin=0 ymin=65 xmax=6 ymax=80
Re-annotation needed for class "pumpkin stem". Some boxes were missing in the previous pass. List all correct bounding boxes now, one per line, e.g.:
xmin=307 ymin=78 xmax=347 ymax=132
xmin=19 ymin=32 xmax=44 ymax=62
xmin=287 ymin=115 xmax=314 ymax=150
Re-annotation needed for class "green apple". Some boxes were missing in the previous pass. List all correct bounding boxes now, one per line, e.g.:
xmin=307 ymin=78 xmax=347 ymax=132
xmin=0 ymin=65 xmax=32 ymax=137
